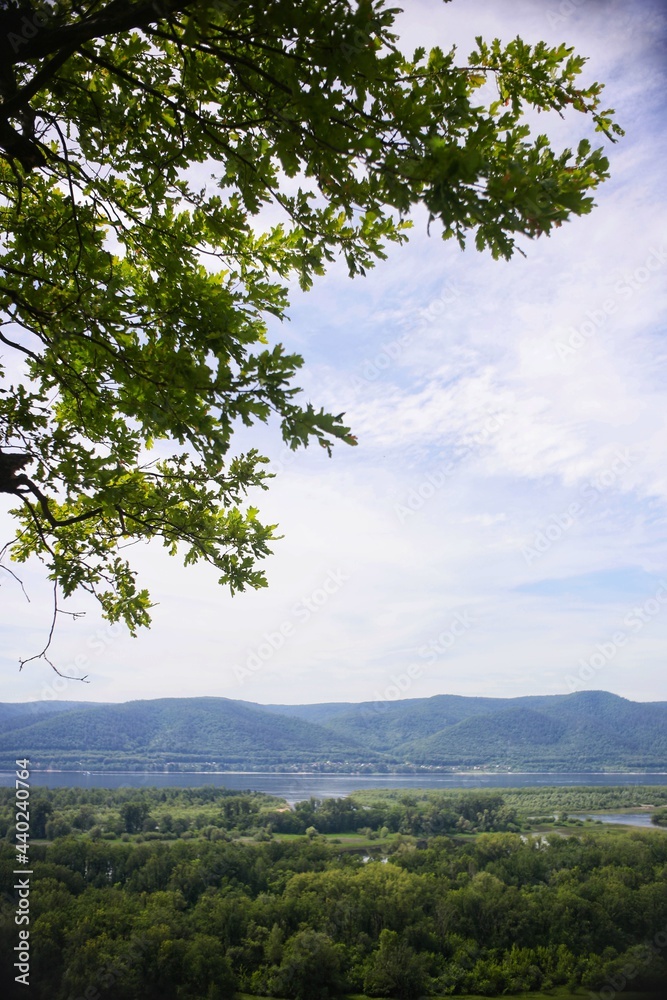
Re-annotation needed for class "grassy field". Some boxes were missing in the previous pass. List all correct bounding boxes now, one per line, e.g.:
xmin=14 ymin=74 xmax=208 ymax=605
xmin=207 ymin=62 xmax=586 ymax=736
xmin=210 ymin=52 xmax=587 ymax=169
xmin=270 ymin=830 xmax=397 ymax=849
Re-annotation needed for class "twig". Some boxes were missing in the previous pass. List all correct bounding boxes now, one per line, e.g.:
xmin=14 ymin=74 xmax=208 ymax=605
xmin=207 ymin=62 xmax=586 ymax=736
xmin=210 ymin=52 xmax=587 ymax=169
xmin=18 ymin=582 xmax=89 ymax=681
xmin=0 ymin=563 xmax=30 ymax=601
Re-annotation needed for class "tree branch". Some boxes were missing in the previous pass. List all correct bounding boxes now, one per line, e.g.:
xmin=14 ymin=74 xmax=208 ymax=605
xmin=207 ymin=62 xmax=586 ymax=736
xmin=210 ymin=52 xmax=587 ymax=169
xmin=9 ymin=1 xmax=194 ymax=63
xmin=0 ymin=451 xmax=103 ymax=528
xmin=19 ymin=581 xmax=89 ymax=680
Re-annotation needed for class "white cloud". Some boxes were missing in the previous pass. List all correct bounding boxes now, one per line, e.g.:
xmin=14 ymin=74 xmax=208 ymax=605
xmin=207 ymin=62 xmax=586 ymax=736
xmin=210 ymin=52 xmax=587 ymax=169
xmin=2 ymin=0 xmax=666 ymax=707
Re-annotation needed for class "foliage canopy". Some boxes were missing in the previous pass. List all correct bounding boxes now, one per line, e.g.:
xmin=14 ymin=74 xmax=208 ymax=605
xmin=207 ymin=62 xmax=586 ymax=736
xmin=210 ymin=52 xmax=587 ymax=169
xmin=0 ymin=0 xmax=621 ymax=639
xmin=1 ymin=788 xmax=666 ymax=998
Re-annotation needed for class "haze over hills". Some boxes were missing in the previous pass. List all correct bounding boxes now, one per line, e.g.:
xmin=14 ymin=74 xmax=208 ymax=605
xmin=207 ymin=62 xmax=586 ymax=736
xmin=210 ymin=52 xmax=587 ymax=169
xmin=0 ymin=691 xmax=665 ymax=772
xmin=0 ymin=697 xmax=376 ymax=771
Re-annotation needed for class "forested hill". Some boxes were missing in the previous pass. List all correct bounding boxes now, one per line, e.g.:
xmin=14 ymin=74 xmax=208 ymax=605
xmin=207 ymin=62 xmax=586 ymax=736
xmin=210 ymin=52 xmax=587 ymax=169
xmin=0 ymin=690 xmax=665 ymax=772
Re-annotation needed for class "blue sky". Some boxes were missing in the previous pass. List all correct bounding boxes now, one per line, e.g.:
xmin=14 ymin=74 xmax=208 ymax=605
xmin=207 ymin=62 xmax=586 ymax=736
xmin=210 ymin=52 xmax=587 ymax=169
xmin=2 ymin=0 xmax=667 ymax=706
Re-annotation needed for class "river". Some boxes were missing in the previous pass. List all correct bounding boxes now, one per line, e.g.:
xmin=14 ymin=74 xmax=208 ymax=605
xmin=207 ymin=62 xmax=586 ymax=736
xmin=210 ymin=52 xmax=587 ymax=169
xmin=570 ymin=812 xmax=657 ymax=828
xmin=2 ymin=770 xmax=667 ymax=805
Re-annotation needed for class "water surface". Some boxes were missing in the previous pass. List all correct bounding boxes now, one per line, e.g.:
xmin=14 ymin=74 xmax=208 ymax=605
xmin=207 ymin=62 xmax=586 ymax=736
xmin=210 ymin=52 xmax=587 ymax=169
xmin=571 ymin=812 xmax=657 ymax=828
xmin=2 ymin=770 xmax=667 ymax=805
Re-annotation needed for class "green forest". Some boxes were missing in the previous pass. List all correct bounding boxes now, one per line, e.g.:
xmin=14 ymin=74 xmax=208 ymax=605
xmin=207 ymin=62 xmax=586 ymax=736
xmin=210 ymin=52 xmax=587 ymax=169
xmin=2 ymin=786 xmax=667 ymax=999
xmin=2 ymin=691 xmax=666 ymax=772
xmin=0 ymin=3 xmax=664 ymax=998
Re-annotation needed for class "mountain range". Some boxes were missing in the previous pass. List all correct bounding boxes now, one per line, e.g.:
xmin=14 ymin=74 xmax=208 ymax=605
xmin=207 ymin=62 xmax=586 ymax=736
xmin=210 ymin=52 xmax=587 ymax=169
xmin=0 ymin=690 xmax=665 ymax=772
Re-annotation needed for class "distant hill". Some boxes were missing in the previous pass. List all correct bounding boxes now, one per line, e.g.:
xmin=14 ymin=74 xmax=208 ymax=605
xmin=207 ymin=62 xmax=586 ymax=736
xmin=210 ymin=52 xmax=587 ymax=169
xmin=0 ymin=701 xmax=99 ymax=728
xmin=0 ymin=697 xmax=375 ymax=770
xmin=294 ymin=691 xmax=667 ymax=768
xmin=0 ymin=690 xmax=665 ymax=771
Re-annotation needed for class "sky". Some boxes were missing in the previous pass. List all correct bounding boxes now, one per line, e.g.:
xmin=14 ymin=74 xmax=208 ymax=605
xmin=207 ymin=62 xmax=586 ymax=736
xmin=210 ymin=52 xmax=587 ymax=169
xmin=2 ymin=0 xmax=667 ymax=707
